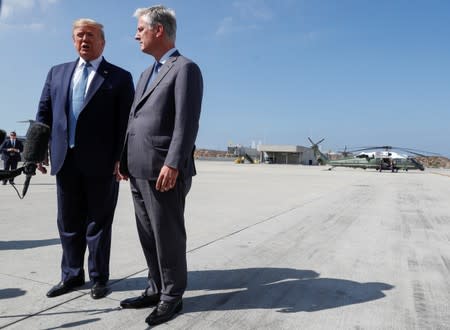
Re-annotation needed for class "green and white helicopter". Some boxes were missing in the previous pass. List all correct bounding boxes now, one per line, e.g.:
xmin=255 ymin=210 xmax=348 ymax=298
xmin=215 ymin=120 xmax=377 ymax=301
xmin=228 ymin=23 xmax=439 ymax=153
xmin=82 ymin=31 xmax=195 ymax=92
xmin=309 ymin=137 xmax=428 ymax=172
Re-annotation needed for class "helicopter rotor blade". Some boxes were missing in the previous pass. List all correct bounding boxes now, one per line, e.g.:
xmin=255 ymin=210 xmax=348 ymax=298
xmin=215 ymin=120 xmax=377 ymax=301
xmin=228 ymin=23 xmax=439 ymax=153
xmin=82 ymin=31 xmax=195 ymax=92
xmin=395 ymin=147 xmax=441 ymax=157
xmin=405 ymin=151 xmax=427 ymax=157
xmin=17 ymin=119 xmax=35 ymax=123
xmin=348 ymin=146 xmax=380 ymax=153
xmin=308 ymin=137 xmax=325 ymax=146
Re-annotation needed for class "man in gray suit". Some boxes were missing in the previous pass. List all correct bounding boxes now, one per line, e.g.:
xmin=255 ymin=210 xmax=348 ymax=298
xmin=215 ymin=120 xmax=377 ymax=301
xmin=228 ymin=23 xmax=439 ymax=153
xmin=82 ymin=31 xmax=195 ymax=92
xmin=119 ymin=5 xmax=203 ymax=326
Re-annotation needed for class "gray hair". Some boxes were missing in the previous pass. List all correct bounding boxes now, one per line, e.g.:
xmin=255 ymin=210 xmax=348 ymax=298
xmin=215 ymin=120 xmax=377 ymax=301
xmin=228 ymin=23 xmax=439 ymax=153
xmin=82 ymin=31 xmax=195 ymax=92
xmin=134 ymin=5 xmax=177 ymax=42
xmin=72 ymin=18 xmax=105 ymax=40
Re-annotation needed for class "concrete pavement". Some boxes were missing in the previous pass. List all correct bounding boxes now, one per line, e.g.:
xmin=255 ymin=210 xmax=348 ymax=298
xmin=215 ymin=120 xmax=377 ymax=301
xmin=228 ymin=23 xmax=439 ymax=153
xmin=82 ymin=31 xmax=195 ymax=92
xmin=1 ymin=161 xmax=449 ymax=329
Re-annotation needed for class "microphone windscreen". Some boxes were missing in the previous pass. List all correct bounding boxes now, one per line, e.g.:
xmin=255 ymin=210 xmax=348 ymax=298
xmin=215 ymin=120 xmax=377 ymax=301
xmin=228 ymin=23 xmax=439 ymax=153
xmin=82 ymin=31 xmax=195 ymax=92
xmin=0 ymin=129 xmax=6 ymax=143
xmin=23 ymin=122 xmax=51 ymax=163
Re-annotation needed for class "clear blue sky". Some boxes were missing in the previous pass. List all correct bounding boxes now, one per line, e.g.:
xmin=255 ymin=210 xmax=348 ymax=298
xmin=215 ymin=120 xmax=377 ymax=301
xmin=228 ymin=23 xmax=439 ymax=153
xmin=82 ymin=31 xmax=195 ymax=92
xmin=1 ymin=0 xmax=449 ymax=157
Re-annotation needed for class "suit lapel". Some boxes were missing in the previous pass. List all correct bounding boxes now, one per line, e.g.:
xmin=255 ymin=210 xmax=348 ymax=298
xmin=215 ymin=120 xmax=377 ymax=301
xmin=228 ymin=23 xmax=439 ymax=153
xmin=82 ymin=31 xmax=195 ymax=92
xmin=63 ymin=60 xmax=78 ymax=119
xmin=135 ymin=55 xmax=179 ymax=110
xmin=129 ymin=67 xmax=152 ymax=117
xmin=84 ymin=59 xmax=107 ymax=107
xmin=137 ymin=67 xmax=153 ymax=98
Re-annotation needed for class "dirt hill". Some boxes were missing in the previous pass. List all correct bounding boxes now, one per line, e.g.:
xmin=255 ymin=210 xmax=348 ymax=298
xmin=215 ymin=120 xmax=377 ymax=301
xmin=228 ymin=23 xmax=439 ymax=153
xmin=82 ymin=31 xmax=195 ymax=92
xmin=416 ymin=156 xmax=450 ymax=169
xmin=194 ymin=149 xmax=232 ymax=158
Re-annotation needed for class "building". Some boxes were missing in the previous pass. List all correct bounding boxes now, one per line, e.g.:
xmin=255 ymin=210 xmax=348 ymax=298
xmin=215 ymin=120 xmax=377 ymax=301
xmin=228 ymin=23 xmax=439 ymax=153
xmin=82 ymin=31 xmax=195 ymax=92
xmin=257 ymin=144 xmax=317 ymax=165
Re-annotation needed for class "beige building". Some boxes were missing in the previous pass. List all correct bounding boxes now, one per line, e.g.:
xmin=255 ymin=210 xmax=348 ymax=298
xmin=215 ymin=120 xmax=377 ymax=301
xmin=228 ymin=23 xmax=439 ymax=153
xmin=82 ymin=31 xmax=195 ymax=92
xmin=257 ymin=144 xmax=317 ymax=165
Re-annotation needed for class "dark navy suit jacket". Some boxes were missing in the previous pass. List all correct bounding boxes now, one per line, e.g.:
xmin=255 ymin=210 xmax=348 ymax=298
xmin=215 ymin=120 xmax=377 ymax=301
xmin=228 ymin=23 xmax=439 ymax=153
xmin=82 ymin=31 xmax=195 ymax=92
xmin=36 ymin=58 xmax=134 ymax=176
xmin=0 ymin=139 xmax=23 ymax=162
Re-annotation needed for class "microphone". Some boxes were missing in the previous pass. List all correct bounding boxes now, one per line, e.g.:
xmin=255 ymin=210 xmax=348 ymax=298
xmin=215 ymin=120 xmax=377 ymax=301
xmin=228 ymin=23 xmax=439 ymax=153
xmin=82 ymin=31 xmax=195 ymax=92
xmin=21 ymin=122 xmax=51 ymax=197
xmin=23 ymin=122 xmax=51 ymax=164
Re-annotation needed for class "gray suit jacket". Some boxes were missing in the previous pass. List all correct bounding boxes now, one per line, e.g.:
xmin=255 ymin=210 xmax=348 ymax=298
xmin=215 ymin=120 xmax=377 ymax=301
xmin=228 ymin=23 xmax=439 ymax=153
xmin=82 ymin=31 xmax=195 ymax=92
xmin=122 ymin=52 xmax=203 ymax=180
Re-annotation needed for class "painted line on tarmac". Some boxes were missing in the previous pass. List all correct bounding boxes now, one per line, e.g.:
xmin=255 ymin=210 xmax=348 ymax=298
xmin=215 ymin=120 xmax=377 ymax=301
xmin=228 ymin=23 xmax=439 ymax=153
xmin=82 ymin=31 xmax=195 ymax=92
xmin=430 ymin=172 xmax=450 ymax=178
xmin=0 ymin=193 xmax=326 ymax=329
xmin=187 ymin=195 xmax=325 ymax=254
xmin=0 ymin=293 xmax=87 ymax=329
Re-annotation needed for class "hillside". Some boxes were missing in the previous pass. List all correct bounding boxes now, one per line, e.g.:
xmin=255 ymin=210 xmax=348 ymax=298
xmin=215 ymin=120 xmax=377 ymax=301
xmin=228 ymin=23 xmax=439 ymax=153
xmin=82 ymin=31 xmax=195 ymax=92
xmin=415 ymin=156 xmax=450 ymax=169
xmin=195 ymin=149 xmax=233 ymax=158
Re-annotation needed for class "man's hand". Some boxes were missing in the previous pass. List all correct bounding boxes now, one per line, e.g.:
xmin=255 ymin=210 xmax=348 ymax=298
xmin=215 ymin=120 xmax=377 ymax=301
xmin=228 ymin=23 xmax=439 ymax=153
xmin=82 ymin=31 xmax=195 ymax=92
xmin=37 ymin=163 xmax=47 ymax=174
xmin=114 ymin=161 xmax=128 ymax=181
xmin=156 ymin=165 xmax=178 ymax=192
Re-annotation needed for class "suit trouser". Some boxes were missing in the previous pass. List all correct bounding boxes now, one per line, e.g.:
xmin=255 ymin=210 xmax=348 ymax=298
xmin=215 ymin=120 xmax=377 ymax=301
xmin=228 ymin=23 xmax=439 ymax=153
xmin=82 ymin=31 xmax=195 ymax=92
xmin=56 ymin=150 xmax=119 ymax=283
xmin=3 ymin=158 xmax=19 ymax=183
xmin=130 ymin=176 xmax=191 ymax=302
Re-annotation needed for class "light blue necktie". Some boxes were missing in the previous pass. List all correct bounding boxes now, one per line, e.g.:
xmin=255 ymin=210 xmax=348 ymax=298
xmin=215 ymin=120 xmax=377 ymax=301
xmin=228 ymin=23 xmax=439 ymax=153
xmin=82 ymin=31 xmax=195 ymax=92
xmin=144 ymin=62 xmax=162 ymax=94
xmin=69 ymin=62 xmax=91 ymax=148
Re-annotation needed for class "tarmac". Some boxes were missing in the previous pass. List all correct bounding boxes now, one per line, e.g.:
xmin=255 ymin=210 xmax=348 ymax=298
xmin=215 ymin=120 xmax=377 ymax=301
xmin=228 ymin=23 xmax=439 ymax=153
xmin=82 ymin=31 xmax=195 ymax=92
xmin=1 ymin=160 xmax=449 ymax=329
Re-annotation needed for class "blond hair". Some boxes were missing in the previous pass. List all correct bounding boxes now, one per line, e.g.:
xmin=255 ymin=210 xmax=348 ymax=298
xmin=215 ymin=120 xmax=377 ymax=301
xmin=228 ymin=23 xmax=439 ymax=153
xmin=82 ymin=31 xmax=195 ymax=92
xmin=72 ymin=18 xmax=105 ymax=40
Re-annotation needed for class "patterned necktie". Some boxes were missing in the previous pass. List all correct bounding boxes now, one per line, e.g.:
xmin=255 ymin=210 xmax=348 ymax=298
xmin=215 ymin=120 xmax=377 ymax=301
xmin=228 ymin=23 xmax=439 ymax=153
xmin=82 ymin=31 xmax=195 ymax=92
xmin=69 ymin=62 xmax=91 ymax=148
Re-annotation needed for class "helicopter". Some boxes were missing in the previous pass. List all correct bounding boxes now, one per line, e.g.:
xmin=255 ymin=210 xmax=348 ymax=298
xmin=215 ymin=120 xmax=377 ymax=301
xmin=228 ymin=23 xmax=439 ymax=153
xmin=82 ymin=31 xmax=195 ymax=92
xmin=308 ymin=137 xmax=427 ymax=172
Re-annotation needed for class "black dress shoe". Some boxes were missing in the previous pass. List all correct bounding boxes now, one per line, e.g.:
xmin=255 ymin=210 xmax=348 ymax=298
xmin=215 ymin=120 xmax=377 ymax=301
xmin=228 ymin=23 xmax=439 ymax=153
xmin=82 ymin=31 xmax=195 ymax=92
xmin=2 ymin=181 xmax=6 ymax=185
xmin=145 ymin=300 xmax=183 ymax=326
xmin=46 ymin=277 xmax=85 ymax=297
xmin=91 ymin=282 xmax=110 ymax=299
xmin=120 ymin=293 xmax=160 ymax=309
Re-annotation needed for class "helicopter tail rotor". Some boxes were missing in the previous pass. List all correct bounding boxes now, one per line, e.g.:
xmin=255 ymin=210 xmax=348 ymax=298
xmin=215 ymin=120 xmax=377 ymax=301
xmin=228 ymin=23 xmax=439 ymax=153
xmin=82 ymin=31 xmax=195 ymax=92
xmin=308 ymin=137 xmax=329 ymax=164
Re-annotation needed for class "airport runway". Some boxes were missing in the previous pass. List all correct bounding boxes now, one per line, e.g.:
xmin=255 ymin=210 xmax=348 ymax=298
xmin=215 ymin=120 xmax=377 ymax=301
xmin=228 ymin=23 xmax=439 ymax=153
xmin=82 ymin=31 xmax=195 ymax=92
xmin=1 ymin=161 xmax=449 ymax=329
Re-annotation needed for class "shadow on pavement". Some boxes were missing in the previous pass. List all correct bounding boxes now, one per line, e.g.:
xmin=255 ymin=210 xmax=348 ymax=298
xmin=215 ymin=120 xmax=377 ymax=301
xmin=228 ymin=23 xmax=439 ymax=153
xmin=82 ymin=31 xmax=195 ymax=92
xmin=0 ymin=288 xmax=26 ymax=299
xmin=0 ymin=238 xmax=60 ymax=250
xmin=42 ymin=318 xmax=102 ymax=330
xmin=111 ymin=267 xmax=394 ymax=313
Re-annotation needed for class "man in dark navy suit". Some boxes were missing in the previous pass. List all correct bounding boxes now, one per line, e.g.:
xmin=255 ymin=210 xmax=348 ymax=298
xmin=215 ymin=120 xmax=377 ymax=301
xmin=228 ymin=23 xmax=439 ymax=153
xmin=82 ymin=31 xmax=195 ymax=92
xmin=35 ymin=18 xmax=134 ymax=299
xmin=0 ymin=131 xmax=24 ymax=185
